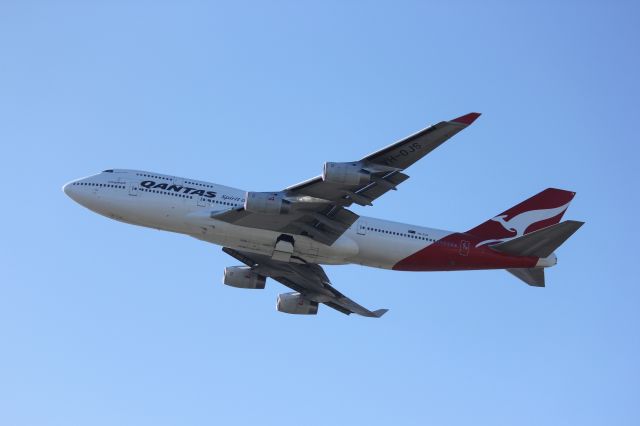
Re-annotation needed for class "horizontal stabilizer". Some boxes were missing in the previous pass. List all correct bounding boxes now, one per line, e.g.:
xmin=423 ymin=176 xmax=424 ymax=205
xmin=507 ymin=267 xmax=545 ymax=287
xmin=491 ymin=220 xmax=584 ymax=258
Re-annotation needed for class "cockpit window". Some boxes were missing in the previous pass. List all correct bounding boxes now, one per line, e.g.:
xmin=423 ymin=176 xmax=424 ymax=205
xmin=102 ymin=169 xmax=114 ymax=173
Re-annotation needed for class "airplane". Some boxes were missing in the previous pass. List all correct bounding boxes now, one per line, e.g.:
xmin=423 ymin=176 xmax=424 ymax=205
xmin=63 ymin=112 xmax=583 ymax=318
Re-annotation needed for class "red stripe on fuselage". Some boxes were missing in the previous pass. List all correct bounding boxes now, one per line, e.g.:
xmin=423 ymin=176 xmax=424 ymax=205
xmin=392 ymin=233 xmax=538 ymax=271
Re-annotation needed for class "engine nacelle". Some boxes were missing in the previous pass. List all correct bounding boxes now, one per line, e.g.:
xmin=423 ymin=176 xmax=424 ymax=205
xmin=244 ymin=192 xmax=289 ymax=215
xmin=276 ymin=292 xmax=319 ymax=315
xmin=322 ymin=162 xmax=370 ymax=186
xmin=223 ymin=266 xmax=266 ymax=289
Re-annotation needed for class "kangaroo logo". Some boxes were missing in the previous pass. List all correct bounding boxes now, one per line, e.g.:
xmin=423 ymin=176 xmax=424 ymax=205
xmin=476 ymin=202 xmax=571 ymax=247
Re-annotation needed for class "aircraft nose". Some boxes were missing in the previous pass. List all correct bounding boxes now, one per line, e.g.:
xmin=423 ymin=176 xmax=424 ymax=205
xmin=63 ymin=181 xmax=80 ymax=201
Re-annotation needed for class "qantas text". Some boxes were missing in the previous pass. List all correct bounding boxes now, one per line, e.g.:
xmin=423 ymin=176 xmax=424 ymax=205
xmin=140 ymin=180 xmax=217 ymax=198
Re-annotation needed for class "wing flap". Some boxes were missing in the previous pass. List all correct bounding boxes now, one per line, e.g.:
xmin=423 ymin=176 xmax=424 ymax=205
xmin=351 ymin=172 xmax=410 ymax=205
xmin=281 ymin=207 xmax=359 ymax=246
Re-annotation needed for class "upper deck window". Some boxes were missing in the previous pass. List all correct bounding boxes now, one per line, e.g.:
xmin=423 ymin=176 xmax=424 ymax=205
xmin=102 ymin=169 xmax=114 ymax=173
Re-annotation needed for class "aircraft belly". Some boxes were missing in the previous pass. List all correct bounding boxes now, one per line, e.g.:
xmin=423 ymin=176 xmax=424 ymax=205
xmin=208 ymin=225 xmax=360 ymax=265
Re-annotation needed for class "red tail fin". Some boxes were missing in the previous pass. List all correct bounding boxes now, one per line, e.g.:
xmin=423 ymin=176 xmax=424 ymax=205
xmin=467 ymin=188 xmax=576 ymax=242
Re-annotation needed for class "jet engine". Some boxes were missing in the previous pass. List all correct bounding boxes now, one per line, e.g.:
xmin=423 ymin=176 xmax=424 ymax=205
xmin=276 ymin=292 xmax=319 ymax=315
xmin=223 ymin=266 xmax=266 ymax=289
xmin=322 ymin=162 xmax=370 ymax=186
xmin=244 ymin=192 xmax=289 ymax=214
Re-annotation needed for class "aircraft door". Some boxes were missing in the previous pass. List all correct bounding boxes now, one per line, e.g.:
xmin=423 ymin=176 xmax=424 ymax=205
xmin=128 ymin=182 xmax=138 ymax=196
xmin=357 ymin=221 xmax=368 ymax=235
xmin=459 ymin=240 xmax=470 ymax=256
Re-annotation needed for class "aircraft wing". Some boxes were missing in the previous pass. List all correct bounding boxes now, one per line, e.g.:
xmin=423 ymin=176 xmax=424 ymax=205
xmin=286 ymin=112 xmax=481 ymax=200
xmin=213 ymin=113 xmax=480 ymax=245
xmin=223 ymin=247 xmax=388 ymax=318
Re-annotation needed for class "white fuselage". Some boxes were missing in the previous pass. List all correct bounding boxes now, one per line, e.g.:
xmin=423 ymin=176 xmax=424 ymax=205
xmin=63 ymin=169 xmax=452 ymax=269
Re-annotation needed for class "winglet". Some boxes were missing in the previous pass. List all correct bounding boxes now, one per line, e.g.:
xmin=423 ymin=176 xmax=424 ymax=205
xmin=450 ymin=112 xmax=481 ymax=125
xmin=371 ymin=309 xmax=389 ymax=318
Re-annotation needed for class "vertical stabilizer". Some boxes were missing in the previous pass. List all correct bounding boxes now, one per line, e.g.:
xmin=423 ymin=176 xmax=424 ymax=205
xmin=467 ymin=188 xmax=576 ymax=247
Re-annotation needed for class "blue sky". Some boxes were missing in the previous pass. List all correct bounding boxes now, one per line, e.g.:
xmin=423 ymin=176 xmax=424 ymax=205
xmin=1 ymin=1 xmax=638 ymax=425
